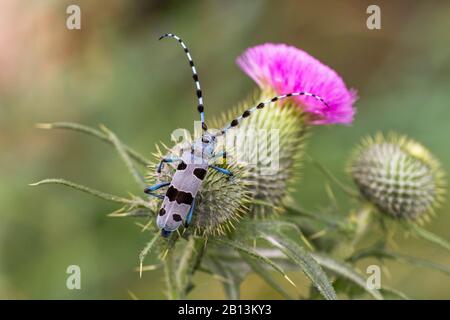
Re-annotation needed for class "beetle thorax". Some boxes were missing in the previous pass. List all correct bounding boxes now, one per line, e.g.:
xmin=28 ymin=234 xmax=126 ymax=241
xmin=182 ymin=133 xmax=216 ymax=165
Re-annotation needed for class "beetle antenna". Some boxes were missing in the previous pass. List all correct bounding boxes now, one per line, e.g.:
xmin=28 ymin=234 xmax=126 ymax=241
xmin=215 ymin=91 xmax=330 ymax=136
xmin=159 ymin=33 xmax=207 ymax=132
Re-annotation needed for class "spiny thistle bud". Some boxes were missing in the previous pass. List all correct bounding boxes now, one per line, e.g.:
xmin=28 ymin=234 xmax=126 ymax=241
xmin=349 ymin=133 xmax=445 ymax=222
xmin=146 ymin=94 xmax=307 ymax=234
xmin=146 ymin=143 xmax=250 ymax=237
xmin=211 ymin=92 xmax=307 ymax=218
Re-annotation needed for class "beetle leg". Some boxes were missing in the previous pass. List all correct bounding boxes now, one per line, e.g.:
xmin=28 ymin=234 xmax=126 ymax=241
xmin=157 ymin=157 xmax=181 ymax=173
xmin=209 ymin=165 xmax=233 ymax=177
xmin=185 ymin=197 xmax=196 ymax=228
xmin=144 ymin=182 xmax=170 ymax=199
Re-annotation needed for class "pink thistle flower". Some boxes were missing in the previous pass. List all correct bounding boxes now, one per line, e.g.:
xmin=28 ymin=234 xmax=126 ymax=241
xmin=236 ymin=43 xmax=357 ymax=125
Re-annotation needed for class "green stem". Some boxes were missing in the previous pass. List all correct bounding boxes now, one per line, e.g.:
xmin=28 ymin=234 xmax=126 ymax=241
xmin=351 ymin=203 xmax=373 ymax=247
xmin=334 ymin=203 xmax=373 ymax=258
xmin=30 ymin=178 xmax=152 ymax=209
xmin=176 ymin=237 xmax=206 ymax=298
xmin=36 ymin=122 xmax=151 ymax=166
xmin=164 ymin=249 xmax=180 ymax=300
xmin=100 ymin=125 xmax=146 ymax=188
xmin=307 ymin=156 xmax=360 ymax=199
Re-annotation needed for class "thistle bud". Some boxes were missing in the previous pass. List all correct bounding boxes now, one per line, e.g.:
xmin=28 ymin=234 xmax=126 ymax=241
xmin=211 ymin=92 xmax=307 ymax=218
xmin=349 ymin=133 xmax=445 ymax=221
xmin=147 ymin=93 xmax=307 ymax=235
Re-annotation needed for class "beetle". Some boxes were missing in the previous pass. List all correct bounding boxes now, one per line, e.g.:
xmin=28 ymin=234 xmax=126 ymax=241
xmin=144 ymin=33 xmax=330 ymax=237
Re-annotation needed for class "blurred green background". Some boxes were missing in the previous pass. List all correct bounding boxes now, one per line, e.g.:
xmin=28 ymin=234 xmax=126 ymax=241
xmin=0 ymin=0 xmax=449 ymax=299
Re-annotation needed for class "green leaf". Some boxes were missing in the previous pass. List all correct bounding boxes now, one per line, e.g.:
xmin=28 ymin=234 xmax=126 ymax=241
xmin=240 ymin=254 xmax=294 ymax=300
xmin=237 ymin=220 xmax=337 ymax=299
xmin=108 ymin=208 xmax=152 ymax=217
xmin=306 ymin=156 xmax=360 ymax=199
xmin=351 ymin=248 xmax=450 ymax=276
xmin=206 ymin=256 xmax=242 ymax=300
xmin=30 ymin=178 xmax=151 ymax=209
xmin=36 ymin=122 xmax=150 ymax=166
xmin=310 ymin=252 xmax=382 ymax=300
xmin=139 ymin=232 xmax=160 ymax=278
xmin=213 ymin=238 xmax=296 ymax=288
xmin=410 ymin=223 xmax=450 ymax=251
xmin=284 ymin=205 xmax=352 ymax=233
xmin=164 ymin=248 xmax=181 ymax=300
xmin=176 ymin=237 xmax=206 ymax=298
xmin=100 ymin=125 xmax=146 ymax=188
xmin=379 ymin=287 xmax=409 ymax=300
xmin=241 ymin=219 xmax=315 ymax=250
xmin=261 ymin=233 xmax=337 ymax=300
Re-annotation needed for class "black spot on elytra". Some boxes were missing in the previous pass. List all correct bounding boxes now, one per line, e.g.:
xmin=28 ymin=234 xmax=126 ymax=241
xmin=166 ymin=186 xmax=178 ymax=202
xmin=257 ymin=103 xmax=265 ymax=109
xmin=172 ymin=214 xmax=182 ymax=222
xmin=196 ymin=89 xmax=202 ymax=98
xmin=230 ymin=119 xmax=239 ymax=127
xmin=193 ymin=74 xmax=199 ymax=81
xmin=271 ymin=97 xmax=278 ymax=102
xmin=166 ymin=186 xmax=194 ymax=205
xmin=202 ymin=123 xmax=208 ymax=131
xmin=176 ymin=191 xmax=194 ymax=205
xmin=242 ymin=110 xmax=251 ymax=118
xmin=197 ymin=104 xmax=204 ymax=113
xmin=193 ymin=168 xmax=207 ymax=180
xmin=177 ymin=162 xmax=187 ymax=170
xmin=286 ymin=93 xmax=292 ymax=97
xmin=159 ymin=208 xmax=166 ymax=216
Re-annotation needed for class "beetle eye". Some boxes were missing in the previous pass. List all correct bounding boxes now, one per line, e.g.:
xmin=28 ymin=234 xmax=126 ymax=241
xmin=202 ymin=138 xmax=210 ymax=143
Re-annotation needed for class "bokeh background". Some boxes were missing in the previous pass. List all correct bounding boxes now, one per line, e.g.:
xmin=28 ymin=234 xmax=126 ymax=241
xmin=1 ymin=0 xmax=449 ymax=299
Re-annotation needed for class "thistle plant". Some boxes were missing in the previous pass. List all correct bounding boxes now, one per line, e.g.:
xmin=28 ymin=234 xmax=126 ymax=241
xmin=350 ymin=133 xmax=445 ymax=223
xmin=32 ymin=38 xmax=450 ymax=300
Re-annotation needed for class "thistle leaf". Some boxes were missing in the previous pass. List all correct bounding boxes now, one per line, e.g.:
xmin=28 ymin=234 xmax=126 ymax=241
xmin=410 ymin=223 xmax=450 ymax=252
xmin=310 ymin=252 xmax=383 ymax=300
xmin=307 ymin=156 xmax=360 ymax=199
xmin=30 ymin=178 xmax=150 ymax=208
xmin=139 ymin=233 xmax=160 ymax=278
xmin=284 ymin=205 xmax=351 ymax=233
xmin=164 ymin=248 xmax=181 ymax=300
xmin=176 ymin=237 xmax=206 ymax=297
xmin=260 ymin=232 xmax=337 ymax=300
xmin=240 ymin=254 xmax=294 ymax=300
xmin=108 ymin=208 xmax=152 ymax=217
xmin=379 ymin=287 xmax=409 ymax=300
xmin=213 ymin=238 xmax=296 ymax=288
xmin=36 ymin=122 xmax=150 ymax=166
xmin=206 ymin=256 xmax=242 ymax=300
xmin=100 ymin=125 xmax=146 ymax=188
xmin=351 ymin=248 xmax=450 ymax=276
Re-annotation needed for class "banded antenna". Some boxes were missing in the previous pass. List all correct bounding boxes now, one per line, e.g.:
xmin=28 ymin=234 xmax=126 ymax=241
xmin=159 ymin=33 xmax=208 ymax=132
xmin=215 ymin=91 xmax=330 ymax=136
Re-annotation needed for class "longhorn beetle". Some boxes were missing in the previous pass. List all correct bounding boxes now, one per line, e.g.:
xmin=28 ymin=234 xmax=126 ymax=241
xmin=144 ymin=33 xmax=331 ymax=237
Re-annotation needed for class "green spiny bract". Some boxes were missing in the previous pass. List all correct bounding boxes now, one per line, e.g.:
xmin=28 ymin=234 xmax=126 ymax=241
xmin=212 ymin=92 xmax=307 ymax=218
xmin=146 ymin=143 xmax=250 ymax=237
xmin=146 ymin=92 xmax=308 ymax=235
xmin=349 ymin=133 xmax=445 ymax=222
